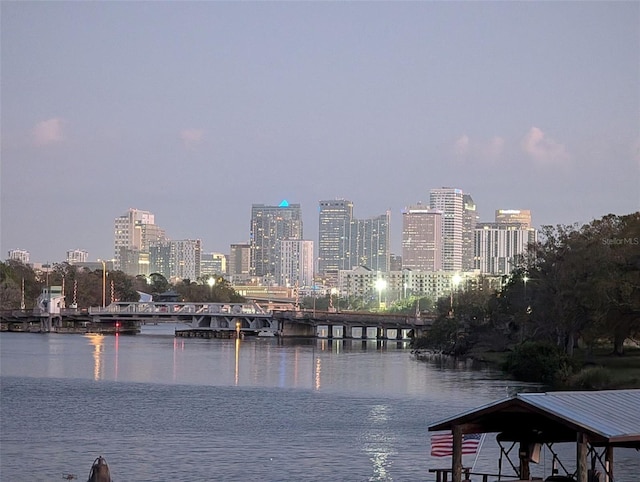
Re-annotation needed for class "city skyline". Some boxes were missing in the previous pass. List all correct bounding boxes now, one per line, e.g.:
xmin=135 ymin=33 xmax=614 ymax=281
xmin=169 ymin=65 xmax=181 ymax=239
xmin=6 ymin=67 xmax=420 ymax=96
xmin=2 ymin=2 xmax=638 ymax=263
xmin=3 ymin=197 xmax=531 ymax=266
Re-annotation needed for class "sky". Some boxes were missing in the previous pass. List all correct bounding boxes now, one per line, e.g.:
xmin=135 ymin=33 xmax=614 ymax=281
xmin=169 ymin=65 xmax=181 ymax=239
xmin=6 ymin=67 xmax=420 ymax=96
xmin=1 ymin=1 xmax=639 ymax=264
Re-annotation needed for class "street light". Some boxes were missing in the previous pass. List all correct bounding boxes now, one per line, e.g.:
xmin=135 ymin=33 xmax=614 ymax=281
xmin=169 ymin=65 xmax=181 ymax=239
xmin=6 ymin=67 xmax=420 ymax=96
xmin=207 ymin=276 xmax=216 ymax=300
xmin=450 ymin=273 xmax=462 ymax=317
xmin=375 ymin=278 xmax=387 ymax=309
xmin=100 ymin=260 xmax=106 ymax=308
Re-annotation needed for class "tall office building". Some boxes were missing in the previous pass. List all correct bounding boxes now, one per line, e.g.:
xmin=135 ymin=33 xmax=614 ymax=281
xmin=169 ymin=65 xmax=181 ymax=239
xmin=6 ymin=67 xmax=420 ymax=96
xmin=318 ymin=200 xmax=354 ymax=277
xmin=318 ymin=201 xmax=391 ymax=280
xmin=430 ymin=188 xmax=464 ymax=272
xmin=250 ymin=201 xmax=303 ymax=278
xmin=350 ymin=211 xmax=391 ymax=273
xmin=401 ymin=204 xmax=443 ymax=272
xmin=278 ymin=239 xmax=314 ymax=288
xmin=66 ymin=249 xmax=88 ymax=264
xmin=113 ymin=208 xmax=165 ymax=272
xmin=462 ymin=194 xmax=479 ymax=271
xmin=495 ymin=209 xmax=532 ymax=228
xmin=474 ymin=223 xmax=537 ymax=275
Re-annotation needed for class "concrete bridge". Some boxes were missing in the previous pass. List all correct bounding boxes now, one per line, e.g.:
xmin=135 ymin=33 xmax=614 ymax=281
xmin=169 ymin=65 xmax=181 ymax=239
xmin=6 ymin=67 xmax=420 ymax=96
xmin=272 ymin=309 xmax=433 ymax=339
xmin=85 ymin=302 xmax=434 ymax=339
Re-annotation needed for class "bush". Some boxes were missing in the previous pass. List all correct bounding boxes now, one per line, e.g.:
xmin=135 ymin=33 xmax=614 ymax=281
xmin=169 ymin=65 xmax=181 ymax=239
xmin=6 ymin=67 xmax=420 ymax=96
xmin=502 ymin=341 xmax=576 ymax=385
xmin=569 ymin=366 xmax=615 ymax=390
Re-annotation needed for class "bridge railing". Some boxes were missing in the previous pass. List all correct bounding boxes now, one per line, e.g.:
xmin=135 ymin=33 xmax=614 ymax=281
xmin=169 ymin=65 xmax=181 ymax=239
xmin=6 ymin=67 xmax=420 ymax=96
xmin=88 ymin=301 xmax=271 ymax=316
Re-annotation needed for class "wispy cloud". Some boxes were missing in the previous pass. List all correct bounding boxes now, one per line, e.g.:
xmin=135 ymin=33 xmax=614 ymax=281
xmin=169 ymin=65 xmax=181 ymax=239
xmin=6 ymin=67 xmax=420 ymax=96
xmin=454 ymin=135 xmax=470 ymax=157
xmin=33 ymin=118 xmax=65 ymax=145
xmin=521 ymin=127 xmax=569 ymax=164
xmin=180 ymin=128 xmax=204 ymax=149
xmin=453 ymin=134 xmax=504 ymax=163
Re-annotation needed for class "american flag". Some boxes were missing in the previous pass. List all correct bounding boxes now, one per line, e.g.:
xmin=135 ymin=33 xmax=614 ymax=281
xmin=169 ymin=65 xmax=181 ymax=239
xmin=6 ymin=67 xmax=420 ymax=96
xmin=430 ymin=432 xmax=482 ymax=457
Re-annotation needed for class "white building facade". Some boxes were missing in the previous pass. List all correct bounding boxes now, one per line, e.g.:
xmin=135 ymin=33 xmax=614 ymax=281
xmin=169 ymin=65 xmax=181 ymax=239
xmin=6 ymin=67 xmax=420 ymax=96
xmin=8 ymin=249 xmax=30 ymax=264
xmin=66 ymin=249 xmax=89 ymax=264
xmin=474 ymin=223 xmax=537 ymax=275
xmin=401 ymin=204 xmax=443 ymax=272
xmin=430 ymin=187 xmax=464 ymax=272
xmin=278 ymin=239 xmax=314 ymax=288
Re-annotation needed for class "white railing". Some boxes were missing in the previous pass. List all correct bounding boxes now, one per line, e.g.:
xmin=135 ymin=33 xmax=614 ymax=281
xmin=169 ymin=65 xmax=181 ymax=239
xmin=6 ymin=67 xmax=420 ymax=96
xmin=89 ymin=301 xmax=271 ymax=316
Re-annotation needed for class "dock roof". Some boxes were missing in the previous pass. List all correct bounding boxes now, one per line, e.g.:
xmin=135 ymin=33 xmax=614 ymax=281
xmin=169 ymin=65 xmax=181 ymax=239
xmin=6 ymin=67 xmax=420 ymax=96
xmin=429 ymin=389 xmax=640 ymax=448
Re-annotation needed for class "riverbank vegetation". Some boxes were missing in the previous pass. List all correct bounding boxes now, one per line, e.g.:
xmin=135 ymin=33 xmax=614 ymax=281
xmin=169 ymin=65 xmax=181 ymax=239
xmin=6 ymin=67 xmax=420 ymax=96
xmin=0 ymin=262 xmax=245 ymax=308
xmin=413 ymin=212 xmax=640 ymax=389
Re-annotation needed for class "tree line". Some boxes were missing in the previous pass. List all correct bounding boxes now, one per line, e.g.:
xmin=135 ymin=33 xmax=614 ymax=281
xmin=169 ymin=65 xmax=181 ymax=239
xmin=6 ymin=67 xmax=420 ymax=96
xmin=413 ymin=212 xmax=639 ymax=386
xmin=0 ymin=262 xmax=245 ymax=309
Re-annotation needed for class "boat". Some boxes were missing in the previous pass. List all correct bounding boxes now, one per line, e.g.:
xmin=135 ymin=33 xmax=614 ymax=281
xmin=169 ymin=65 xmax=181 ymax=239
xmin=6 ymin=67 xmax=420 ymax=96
xmin=87 ymin=456 xmax=111 ymax=482
xmin=257 ymin=329 xmax=276 ymax=337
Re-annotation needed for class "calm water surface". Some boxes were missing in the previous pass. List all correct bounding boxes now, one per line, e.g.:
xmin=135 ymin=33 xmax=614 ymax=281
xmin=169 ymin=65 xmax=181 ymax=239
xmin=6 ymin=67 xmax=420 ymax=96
xmin=1 ymin=325 xmax=638 ymax=481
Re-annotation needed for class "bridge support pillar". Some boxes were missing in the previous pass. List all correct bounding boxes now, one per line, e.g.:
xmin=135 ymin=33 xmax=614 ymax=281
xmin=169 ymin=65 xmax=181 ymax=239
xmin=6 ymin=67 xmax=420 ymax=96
xmin=377 ymin=327 xmax=385 ymax=340
xmin=344 ymin=325 xmax=352 ymax=338
xmin=396 ymin=329 xmax=403 ymax=340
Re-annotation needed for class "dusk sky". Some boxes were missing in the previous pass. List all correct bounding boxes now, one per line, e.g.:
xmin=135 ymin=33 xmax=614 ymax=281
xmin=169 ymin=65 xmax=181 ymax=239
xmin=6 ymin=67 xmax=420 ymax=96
xmin=2 ymin=1 xmax=638 ymax=264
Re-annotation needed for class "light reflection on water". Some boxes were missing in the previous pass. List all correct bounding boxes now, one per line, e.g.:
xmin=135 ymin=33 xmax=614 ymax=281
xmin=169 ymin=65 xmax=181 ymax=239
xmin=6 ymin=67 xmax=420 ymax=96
xmin=1 ymin=327 xmax=638 ymax=481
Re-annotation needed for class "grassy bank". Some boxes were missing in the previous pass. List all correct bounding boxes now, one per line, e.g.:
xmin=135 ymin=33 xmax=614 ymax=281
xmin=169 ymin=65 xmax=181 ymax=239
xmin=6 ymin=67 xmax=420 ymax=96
xmin=468 ymin=345 xmax=640 ymax=390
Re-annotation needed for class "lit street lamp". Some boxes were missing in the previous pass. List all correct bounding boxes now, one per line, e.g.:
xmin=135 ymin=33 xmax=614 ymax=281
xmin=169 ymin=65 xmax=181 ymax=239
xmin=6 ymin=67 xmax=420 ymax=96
xmin=100 ymin=260 xmax=106 ymax=308
xmin=375 ymin=278 xmax=387 ymax=309
xmin=208 ymin=276 xmax=216 ymax=300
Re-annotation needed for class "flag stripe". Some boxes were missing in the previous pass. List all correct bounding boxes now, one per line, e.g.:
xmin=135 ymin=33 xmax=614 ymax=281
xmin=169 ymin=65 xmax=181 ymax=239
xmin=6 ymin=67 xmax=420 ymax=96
xmin=430 ymin=432 xmax=482 ymax=457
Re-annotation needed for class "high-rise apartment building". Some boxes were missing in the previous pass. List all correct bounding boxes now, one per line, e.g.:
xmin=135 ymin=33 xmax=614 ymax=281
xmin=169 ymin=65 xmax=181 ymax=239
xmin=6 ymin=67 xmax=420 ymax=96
xmin=318 ymin=201 xmax=391 ymax=281
xmin=113 ymin=208 xmax=165 ymax=273
xmin=250 ymin=201 xmax=303 ymax=278
xmin=170 ymin=239 xmax=201 ymax=281
xmin=278 ymin=239 xmax=314 ymax=288
xmin=462 ymin=194 xmax=479 ymax=272
xmin=474 ymin=223 xmax=537 ymax=275
xmin=66 ymin=249 xmax=88 ymax=264
xmin=229 ymin=243 xmax=251 ymax=277
xmin=401 ymin=204 xmax=443 ymax=272
xmin=430 ymin=188 xmax=464 ymax=272
xmin=8 ymin=249 xmax=30 ymax=264
xmin=149 ymin=241 xmax=172 ymax=279
xmin=318 ymin=200 xmax=354 ymax=277
xmin=495 ymin=209 xmax=532 ymax=228
xmin=350 ymin=211 xmax=391 ymax=273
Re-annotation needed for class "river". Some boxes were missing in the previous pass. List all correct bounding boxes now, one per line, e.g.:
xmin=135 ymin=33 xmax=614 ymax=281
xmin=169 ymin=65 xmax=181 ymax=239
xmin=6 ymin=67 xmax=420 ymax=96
xmin=1 ymin=324 xmax=638 ymax=481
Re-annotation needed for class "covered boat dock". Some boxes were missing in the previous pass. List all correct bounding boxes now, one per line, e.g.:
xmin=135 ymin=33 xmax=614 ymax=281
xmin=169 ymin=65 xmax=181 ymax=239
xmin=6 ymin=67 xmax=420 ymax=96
xmin=428 ymin=389 xmax=640 ymax=482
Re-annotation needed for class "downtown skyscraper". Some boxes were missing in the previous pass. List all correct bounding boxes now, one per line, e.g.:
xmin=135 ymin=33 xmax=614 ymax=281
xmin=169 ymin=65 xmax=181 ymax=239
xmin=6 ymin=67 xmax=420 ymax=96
xmin=250 ymin=200 xmax=303 ymax=279
xmin=318 ymin=200 xmax=390 ymax=281
xmin=113 ymin=208 xmax=165 ymax=274
xmin=429 ymin=188 xmax=464 ymax=272
xmin=318 ymin=199 xmax=354 ymax=277
xmin=401 ymin=203 xmax=443 ymax=271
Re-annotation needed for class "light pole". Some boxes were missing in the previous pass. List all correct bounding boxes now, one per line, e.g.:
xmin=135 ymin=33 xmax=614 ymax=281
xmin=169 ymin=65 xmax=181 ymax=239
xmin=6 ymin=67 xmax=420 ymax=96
xmin=375 ymin=278 xmax=387 ymax=310
xmin=207 ymin=276 xmax=216 ymax=300
xmin=100 ymin=260 xmax=106 ymax=308
xmin=523 ymin=274 xmax=530 ymax=341
xmin=450 ymin=273 xmax=462 ymax=318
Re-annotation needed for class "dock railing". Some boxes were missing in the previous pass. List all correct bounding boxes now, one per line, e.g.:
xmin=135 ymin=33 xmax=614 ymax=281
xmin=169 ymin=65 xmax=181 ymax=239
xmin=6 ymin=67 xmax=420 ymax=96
xmin=428 ymin=468 xmax=527 ymax=482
